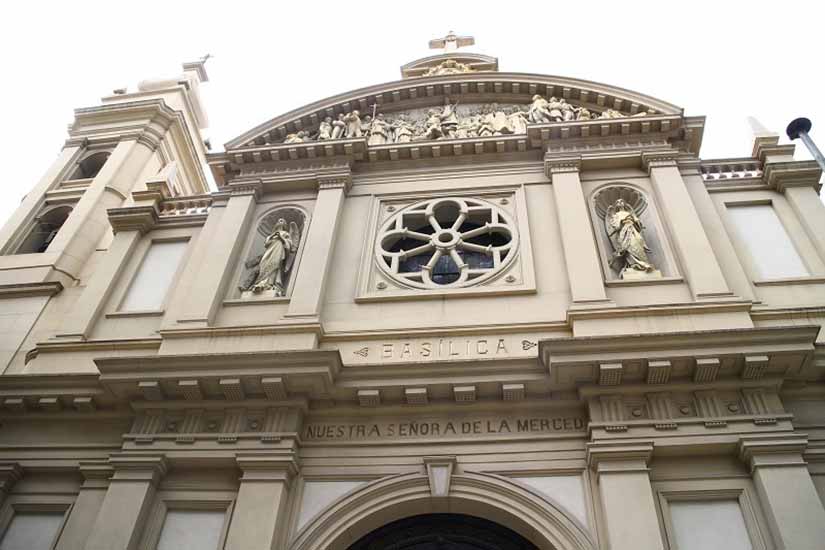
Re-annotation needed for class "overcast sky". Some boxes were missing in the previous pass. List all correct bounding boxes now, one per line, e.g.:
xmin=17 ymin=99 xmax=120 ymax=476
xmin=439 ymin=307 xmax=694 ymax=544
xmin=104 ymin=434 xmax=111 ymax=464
xmin=1 ymin=1 xmax=823 ymax=225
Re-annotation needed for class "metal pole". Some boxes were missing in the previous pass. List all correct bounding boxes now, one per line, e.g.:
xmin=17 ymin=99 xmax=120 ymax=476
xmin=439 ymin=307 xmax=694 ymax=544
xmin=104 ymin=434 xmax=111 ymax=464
xmin=787 ymin=117 xmax=825 ymax=173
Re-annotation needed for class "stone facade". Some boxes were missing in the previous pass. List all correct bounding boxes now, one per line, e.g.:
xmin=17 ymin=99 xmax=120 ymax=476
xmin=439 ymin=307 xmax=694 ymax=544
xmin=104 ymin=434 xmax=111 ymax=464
xmin=0 ymin=42 xmax=824 ymax=550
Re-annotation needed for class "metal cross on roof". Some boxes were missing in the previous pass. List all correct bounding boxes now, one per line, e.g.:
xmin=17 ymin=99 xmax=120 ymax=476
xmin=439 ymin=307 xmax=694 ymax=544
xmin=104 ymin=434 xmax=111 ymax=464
xmin=428 ymin=31 xmax=475 ymax=53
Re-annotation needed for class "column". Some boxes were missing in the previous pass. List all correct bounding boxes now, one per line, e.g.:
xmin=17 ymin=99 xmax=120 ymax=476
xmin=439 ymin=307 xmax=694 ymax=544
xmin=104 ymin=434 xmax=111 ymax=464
xmin=784 ymin=185 xmax=825 ymax=262
xmin=0 ymin=141 xmax=83 ymax=253
xmin=740 ymin=435 xmax=825 ymax=549
xmin=545 ymin=155 xmax=610 ymax=306
xmin=83 ymin=454 xmax=166 ymax=550
xmin=588 ymin=442 xmax=664 ymax=550
xmin=643 ymin=152 xmax=732 ymax=300
xmin=223 ymin=453 xmax=298 ymax=550
xmin=162 ymin=182 xmax=260 ymax=329
xmin=56 ymin=462 xmax=113 ymax=550
xmin=0 ymin=463 xmax=23 ymax=509
xmin=285 ymin=172 xmax=350 ymax=320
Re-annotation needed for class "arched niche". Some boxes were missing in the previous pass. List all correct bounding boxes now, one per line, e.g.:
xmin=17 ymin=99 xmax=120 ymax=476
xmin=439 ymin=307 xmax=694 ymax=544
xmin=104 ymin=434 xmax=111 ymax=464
xmin=288 ymin=472 xmax=595 ymax=550
xmin=15 ymin=205 xmax=72 ymax=254
xmin=589 ymin=183 xmax=677 ymax=281
xmin=67 ymin=151 xmax=111 ymax=181
xmin=236 ymin=206 xmax=308 ymax=298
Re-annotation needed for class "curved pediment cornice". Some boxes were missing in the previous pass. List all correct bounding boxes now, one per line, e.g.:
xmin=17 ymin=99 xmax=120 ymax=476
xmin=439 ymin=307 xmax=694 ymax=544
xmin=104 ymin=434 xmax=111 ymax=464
xmin=224 ymin=72 xmax=683 ymax=150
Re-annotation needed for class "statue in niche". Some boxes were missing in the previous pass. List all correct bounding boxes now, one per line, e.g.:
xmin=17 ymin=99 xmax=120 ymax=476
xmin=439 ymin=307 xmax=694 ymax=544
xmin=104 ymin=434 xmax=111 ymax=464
xmin=331 ymin=113 xmax=347 ymax=139
xmin=240 ymin=218 xmax=301 ymax=296
xmin=317 ymin=117 xmax=333 ymax=140
xmin=604 ymin=198 xmax=658 ymax=279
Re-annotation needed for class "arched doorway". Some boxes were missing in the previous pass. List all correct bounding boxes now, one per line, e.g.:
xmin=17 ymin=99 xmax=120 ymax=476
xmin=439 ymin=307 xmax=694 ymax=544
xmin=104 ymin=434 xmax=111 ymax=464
xmin=347 ymin=514 xmax=539 ymax=550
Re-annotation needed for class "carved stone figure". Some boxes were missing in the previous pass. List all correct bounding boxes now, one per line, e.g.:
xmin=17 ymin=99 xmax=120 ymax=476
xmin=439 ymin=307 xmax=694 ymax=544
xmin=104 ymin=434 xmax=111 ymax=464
xmin=423 ymin=58 xmax=474 ymax=77
xmin=577 ymin=107 xmax=592 ymax=121
xmin=440 ymin=103 xmax=459 ymax=138
xmin=242 ymin=218 xmax=300 ymax=296
xmin=331 ymin=113 xmax=347 ymax=139
xmin=604 ymin=198 xmax=657 ymax=279
xmin=424 ymin=109 xmax=444 ymax=140
xmin=345 ymin=110 xmax=363 ymax=138
xmin=392 ymin=115 xmax=414 ymax=143
xmin=528 ymin=95 xmax=553 ymax=123
xmin=506 ymin=107 xmax=529 ymax=134
xmin=284 ymin=131 xmax=310 ymax=144
xmin=318 ymin=117 xmax=333 ymax=140
xmin=367 ymin=113 xmax=390 ymax=145
xmin=599 ymin=109 xmax=625 ymax=119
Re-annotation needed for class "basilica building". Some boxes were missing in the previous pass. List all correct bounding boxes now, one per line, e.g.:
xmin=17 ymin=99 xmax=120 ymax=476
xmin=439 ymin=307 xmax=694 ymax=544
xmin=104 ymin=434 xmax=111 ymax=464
xmin=0 ymin=34 xmax=824 ymax=550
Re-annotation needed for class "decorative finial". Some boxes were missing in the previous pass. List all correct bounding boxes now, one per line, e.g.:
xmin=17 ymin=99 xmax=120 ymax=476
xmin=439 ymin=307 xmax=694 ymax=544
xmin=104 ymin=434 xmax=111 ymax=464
xmin=428 ymin=31 xmax=475 ymax=54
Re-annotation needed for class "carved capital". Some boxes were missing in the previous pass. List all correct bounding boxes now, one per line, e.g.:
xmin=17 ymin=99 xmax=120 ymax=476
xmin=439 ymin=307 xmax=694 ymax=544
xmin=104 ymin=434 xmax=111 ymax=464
xmin=109 ymin=453 xmax=168 ymax=485
xmin=544 ymin=154 xmax=581 ymax=179
xmin=586 ymin=441 xmax=653 ymax=478
xmin=738 ymin=434 xmax=808 ymax=473
xmin=236 ymin=452 xmax=300 ymax=487
xmin=317 ymin=170 xmax=352 ymax=193
xmin=79 ymin=461 xmax=114 ymax=489
xmin=0 ymin=464 xmax=23 ymax=494
xmin=763 ymin=160 xmax=822 ymax=193
xmin=107 ymin=205 xmax=160 ymax=234
xmin=228 ymin=179 xmax=263 ymax=199
xmin=641 ymin=151 xmax=680 ymax=173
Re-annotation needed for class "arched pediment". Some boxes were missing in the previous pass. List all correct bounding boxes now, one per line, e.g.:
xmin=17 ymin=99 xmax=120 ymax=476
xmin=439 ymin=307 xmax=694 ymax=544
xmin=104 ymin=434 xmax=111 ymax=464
xmin=225 ymin=72 xmax=683 ymax=150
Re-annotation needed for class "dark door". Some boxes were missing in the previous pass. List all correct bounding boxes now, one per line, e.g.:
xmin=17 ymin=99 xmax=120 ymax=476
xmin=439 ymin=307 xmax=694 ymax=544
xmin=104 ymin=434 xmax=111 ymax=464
xmin=347 ymin=513 xmax=540 ymax=550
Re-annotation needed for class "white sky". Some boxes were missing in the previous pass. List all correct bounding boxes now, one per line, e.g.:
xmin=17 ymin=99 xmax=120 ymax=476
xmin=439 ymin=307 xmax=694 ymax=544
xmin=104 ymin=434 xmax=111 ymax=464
xmin=1 ymin=0 xmax=823 ymax=225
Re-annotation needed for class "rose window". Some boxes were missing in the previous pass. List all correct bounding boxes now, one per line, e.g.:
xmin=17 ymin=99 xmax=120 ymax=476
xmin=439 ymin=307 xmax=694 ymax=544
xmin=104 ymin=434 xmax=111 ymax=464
xmin=376 ymin=197 xmax=517 ymax=289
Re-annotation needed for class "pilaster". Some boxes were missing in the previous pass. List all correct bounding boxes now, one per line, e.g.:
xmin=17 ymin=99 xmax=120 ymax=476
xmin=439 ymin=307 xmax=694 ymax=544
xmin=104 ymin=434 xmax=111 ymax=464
xmin=0 ymin=463 xmax=23 ymax=509
xmin=223 ymin=452 xmax=300 ymax=550
xmin=162 ymin=180 xmax=261 ymax=330
xmin=544 ymin=154 xmax=611 ymax=308
xmin=643 ymin=151 xmax=732 ymax=300
xmin=285 ymin=169 xmax=351 ymax=321
xmin=83 ymin=454 xmax=167 ymax=550
xmin=739 ymin=434 xmax=825 ymax=549
xmin=56 ymin=462 xmax=113 ymax=550
xmin=587 ymin=441 xmax=664 ymax=550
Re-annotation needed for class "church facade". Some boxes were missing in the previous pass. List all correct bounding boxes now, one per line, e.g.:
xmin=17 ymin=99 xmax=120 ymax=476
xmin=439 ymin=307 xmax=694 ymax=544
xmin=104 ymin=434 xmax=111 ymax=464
xmin=0 ymin=36 xmax=824 ymax=549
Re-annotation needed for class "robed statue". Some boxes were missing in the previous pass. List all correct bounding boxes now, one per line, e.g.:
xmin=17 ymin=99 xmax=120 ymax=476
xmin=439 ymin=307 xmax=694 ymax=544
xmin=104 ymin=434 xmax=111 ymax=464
xmin=605 ymin=199 xmax=656 ymax=278
xmin=240 ymin=218 xmax=300 ymax=296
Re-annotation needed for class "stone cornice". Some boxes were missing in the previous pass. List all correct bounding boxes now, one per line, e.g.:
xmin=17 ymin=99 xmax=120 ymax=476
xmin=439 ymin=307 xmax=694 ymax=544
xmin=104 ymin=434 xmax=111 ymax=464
xmin=0 ymin=281 xmax=63 ymax=298
xmin=641 ymin=150 xmax=681 ymax=173
xmin=78 ymin=461 xmax=114 ymax=489
xmin=236 ymin=452 xmax=300 ymax=486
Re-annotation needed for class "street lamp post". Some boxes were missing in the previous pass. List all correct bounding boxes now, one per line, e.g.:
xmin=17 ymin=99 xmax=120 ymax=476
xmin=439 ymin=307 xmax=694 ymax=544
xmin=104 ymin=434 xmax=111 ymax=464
xmin=787 ymin=117 xmax=825 ymax=173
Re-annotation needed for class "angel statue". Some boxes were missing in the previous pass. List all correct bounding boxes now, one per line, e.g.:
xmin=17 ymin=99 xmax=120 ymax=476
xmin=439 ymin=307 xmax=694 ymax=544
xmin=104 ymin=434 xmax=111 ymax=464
xmin=240 ymin=218 xmax=300 ymax=296
xmin=605 ymin=199 xmax=657 ymax=279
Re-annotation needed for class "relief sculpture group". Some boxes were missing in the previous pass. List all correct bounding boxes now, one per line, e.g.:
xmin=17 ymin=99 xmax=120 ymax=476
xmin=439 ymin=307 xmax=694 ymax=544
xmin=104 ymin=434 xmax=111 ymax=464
xmin=282 ymin=93 xmax=649 ymax=145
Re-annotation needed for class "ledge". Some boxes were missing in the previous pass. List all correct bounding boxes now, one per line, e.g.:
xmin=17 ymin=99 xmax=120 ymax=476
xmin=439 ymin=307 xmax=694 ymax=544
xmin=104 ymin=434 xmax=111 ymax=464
xmin=105 ymin=310 xmax=164 ymax=318
xmin=223 ymin=297 xmax=290 ymax=307
xmin=753 ymin=276 xmax=825 ymax=287
xmin=604 ymin=276 xmax=684 ymax=287
xmin=0 ymin=281 xmax=63 ymax=298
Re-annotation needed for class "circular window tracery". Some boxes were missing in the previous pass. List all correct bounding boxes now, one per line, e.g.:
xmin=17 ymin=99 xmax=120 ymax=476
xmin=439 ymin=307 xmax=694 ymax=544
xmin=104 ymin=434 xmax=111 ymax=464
xmin=376 ymin=197 xmax=517 ymax=289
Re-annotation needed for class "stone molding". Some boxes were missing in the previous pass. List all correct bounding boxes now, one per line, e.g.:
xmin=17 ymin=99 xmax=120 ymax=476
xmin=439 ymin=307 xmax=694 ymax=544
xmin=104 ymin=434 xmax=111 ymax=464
xmin=586 ymin=441 xmax=653 ymax=477
xmin=288 ymin=471 xmax=596 ymax=550
xmin=0 ymin=281 xmax=63 ymax=298
xmin=236 ymin=452 xmax=300 ymax=486
xmin=108 ymin=453 xmax=168 ymax=485
xmin=0 ymin=463 xmax=24 ymax=494
xmin=543 ymin=154 xmax=581 ymax=179
xmin=641 ymin=150 xmax=680 ymax=173
xmin=763 ymin=160 xmax=823 ymax=193
xmin=106 ymin=205 xmax=160 ymax=234
xmin=79 ymin=461 xmax=115 ymax=489
xmin=738 ymin=433 xmax=809 ymax=473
